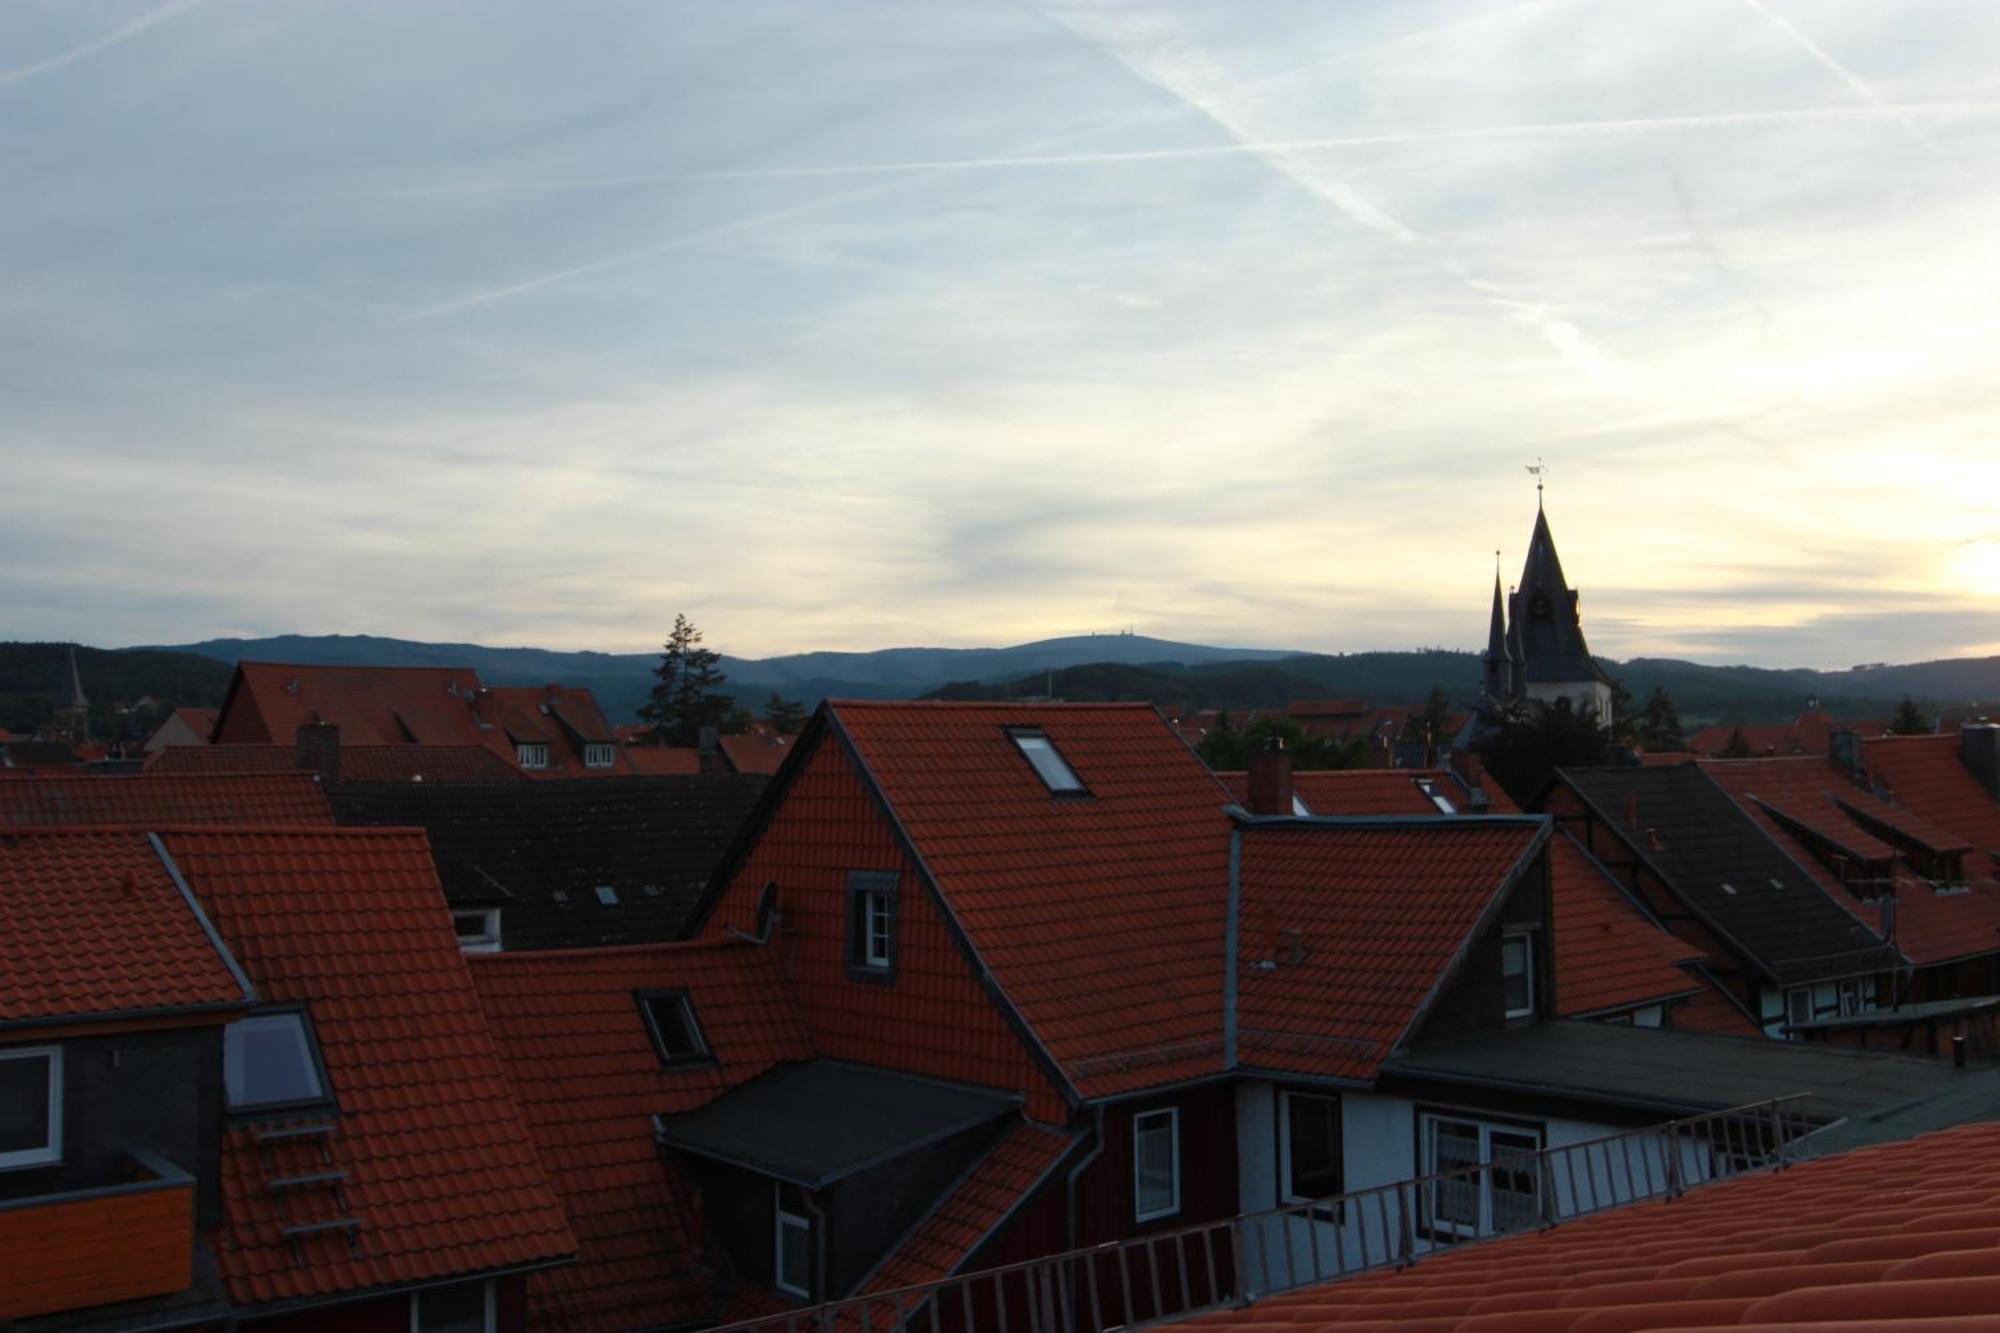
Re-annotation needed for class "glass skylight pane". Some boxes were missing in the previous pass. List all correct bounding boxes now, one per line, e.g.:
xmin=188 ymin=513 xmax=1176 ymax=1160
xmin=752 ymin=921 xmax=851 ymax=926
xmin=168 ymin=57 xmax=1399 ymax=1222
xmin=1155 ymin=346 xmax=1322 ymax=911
xmin=225 ymin=1012 xmax=326 ymax=1110
xmin=1012 ymin=732 xmax=1083 ymax=792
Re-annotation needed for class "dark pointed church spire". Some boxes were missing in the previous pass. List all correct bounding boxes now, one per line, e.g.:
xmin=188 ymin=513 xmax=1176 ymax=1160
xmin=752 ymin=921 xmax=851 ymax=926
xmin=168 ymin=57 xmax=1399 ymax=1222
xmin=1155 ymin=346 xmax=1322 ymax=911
xmin=55 ymin=646 xmax=88 ymax=712
xmin=1481 ymin=554 xmax=1512 ymax=702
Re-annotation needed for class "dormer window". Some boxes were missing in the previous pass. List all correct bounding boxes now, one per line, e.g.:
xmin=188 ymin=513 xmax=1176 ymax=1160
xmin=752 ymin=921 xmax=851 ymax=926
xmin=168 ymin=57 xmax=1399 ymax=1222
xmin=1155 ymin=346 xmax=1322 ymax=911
xmin=0 ymin=1046 xmax=61 ymax=1170
xmin=225 ymin=1010 xmax=331 ymax=1114
xmin=1009 ymin=730 xmax=1085 ymax=794
xmin=1501 ymin=932 xmax=1535 ymax=1019
xmin=583 ymin=743 xmax=616 ymax=768
xmin=452 ymin=908 xmax=501 ymax=954
xmin=638 ymin=991 xmax=708 ymax=1065
xmin=847 ymin=871 xmax=899 ymax=979
xmin=516 ymin=743 xmax=551 ymax=770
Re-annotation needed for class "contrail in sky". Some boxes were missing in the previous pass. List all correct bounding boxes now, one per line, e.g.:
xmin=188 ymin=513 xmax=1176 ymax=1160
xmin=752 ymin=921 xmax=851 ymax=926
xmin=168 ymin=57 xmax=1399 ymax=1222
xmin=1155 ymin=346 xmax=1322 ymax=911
xmin=1739 ymin=0 xmax=1974 ymax=182
xmin=0 ymin=0 xmax=202 ymax=88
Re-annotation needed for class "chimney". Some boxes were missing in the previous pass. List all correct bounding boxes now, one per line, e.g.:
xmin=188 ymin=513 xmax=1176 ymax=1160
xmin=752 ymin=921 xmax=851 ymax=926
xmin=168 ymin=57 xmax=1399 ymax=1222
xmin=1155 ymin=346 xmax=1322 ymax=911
xmin=1961 ymin=723 xmax=2000 ymax=801
xmin=697 ymin=725 xmax=727 ymax=776
xmin=295 ymin=722 xmax=341 ymax=782
xmin=1247 ymin=737 xmax=1294 ymax=817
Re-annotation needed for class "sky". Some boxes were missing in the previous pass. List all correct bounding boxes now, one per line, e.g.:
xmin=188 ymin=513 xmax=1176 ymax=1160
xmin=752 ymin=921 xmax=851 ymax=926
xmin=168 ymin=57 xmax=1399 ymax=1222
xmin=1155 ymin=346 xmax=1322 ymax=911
xmin=5 ymin=0 xmax=2000 ymax=668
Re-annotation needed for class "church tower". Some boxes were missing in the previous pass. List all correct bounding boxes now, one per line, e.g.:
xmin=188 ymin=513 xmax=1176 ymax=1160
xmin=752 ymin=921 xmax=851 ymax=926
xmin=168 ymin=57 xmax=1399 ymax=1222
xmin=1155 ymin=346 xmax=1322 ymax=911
xmin=46 ymin=646 xmax=90 ymax=745
xmin=1480 ymin=559 xmax=1512 ymax=703
xmin=1503 ymin=500 xmax=1614 ymax=725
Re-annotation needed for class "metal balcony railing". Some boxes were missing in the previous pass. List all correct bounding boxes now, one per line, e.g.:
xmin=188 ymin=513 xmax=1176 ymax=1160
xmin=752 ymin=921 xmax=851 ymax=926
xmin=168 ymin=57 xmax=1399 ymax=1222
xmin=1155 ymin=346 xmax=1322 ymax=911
xmin=709 ymin=1095 xmax=1814 ymax=1333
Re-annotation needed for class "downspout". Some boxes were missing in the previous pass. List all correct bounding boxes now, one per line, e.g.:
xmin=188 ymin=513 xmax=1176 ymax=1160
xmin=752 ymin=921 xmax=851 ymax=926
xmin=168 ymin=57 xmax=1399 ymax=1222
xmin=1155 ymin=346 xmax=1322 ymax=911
xmin=1064 ymin=1107 xmax=1106 ymax=1251
xmin=1224 ymin=825 xmax=1243 ymax=1070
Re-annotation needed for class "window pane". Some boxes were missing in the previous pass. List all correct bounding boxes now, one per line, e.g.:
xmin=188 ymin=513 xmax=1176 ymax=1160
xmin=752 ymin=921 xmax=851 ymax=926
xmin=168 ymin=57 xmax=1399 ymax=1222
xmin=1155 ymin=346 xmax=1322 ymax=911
xmin=644 ymin=996 xmax=704 ymax=1061
xmin=1012 ymin=733 xmax=1084 ymax=792
xmin=778 ymin=1216 xmax=811 ymax=1295
xmin=414 ymin=1281 xmax=488 ymax=1333
xmin=225 ymin=1013 xmax=325 ymax=1110
xmin=1429 ymin=1120 xmax=1480 ymax=1228
xmin=1135 ymin=1113 xmax=1177 ymax=1216
xmin=1488 ymin=1130 xmax=1542 ymax=1231
xmin=0 ymin=1054 xmax=52 ymax=1155
xmin=1284 ymin=1094 xmax=1341 ymax=1200
xmin=1502 ymin=936 xmax=1533 ymax=1015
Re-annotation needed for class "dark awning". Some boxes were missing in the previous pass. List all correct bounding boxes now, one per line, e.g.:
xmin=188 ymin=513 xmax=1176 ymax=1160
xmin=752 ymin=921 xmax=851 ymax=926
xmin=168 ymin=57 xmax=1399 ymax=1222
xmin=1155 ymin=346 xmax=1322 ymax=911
xmin=655 ymin=1060 xmax=1019 ymax=1188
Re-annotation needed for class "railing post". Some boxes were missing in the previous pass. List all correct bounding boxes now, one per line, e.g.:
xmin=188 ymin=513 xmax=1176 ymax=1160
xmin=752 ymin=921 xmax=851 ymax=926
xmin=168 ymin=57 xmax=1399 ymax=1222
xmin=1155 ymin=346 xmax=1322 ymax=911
xmin=1665 ymin=1120 xmax=1682 ymax=1197
xmin=1397 ymin=1182 xmax=1416 ymax=1267
xmin=1538 ymin=1153 xmax=1558 ymax=1228
xmin=1226 ymin=1219 xmax=1248 ymax=1310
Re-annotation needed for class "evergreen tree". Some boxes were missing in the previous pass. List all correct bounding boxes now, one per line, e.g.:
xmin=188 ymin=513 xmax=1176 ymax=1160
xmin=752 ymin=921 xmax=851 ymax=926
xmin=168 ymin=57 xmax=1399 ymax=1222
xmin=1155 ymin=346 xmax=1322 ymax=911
xmin=1638 ymin=687 xmax=1684 ymax=752
xmin=1403 ymin=685 xmax=1457 ymax=747
xmin=1720 ymin=727 xmax=1752 ymax=759
xmin=1606 ymin=675 xmax=1640 ymax=746
xmin=1197 ymin=715 xmax=1370 ymax=772
xmin=637 ymin=614 xmax=732 ymax=746
xmin=1475 ymin=697 xmax=1613 ymax=807
xmin=763 ymin=694 xmax=807 ymax=735
xmin=1889 ymin=695 xmax=1930 ymax=736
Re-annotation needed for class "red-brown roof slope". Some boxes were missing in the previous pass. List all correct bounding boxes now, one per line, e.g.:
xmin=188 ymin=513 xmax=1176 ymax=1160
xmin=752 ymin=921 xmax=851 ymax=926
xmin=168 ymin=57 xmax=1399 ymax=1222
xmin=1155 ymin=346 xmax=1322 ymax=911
xmin=0 ymin=773 xmax=334 ymax=828
xmin=1866 ymin=734 xmax=2000 ymax=880
xmin=830 ymin=701 xmax=1236 ymax=1100
xmin=1702 ymin=756 xmax=2000 ymax=969
xmin=720 ymin=731 xmax=792 ymax=775
xmin=469 ymin=940 xmax=813 ymax=1332
xmin=1234 ymin=820 xmax=1546 ymax=1080
xmin=163 ymin=828 xmax=574 ymax=1310
xmin=146 ymin=742 xmax=529 ymax=783
xmin=216 ymin=662 xmax=491 ymax=746
xmin=0 ymin=830 xmax=248 ymax=1026
xmin=1217 ymin=769 xmax=1462 ymax=815
xmin=621 ymin=746 xmax=703 ymax=776
xmin=478 ymin=685 xmax=632 ymax=778
xmin=1180 ymin=1118 xmax=2000 ymax=1331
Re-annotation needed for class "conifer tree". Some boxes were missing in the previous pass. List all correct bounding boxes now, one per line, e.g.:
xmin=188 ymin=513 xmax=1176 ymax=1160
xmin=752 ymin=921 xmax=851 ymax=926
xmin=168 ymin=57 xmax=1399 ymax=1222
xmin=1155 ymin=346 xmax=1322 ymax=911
xmin=638 ymin=614 xmax=732 ymax=746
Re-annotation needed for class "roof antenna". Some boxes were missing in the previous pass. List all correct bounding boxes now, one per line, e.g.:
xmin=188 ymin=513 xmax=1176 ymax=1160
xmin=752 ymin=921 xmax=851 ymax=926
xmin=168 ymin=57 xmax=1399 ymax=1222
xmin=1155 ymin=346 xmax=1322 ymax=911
xmin=1525 ymin=457 xmax=1548 ymax=509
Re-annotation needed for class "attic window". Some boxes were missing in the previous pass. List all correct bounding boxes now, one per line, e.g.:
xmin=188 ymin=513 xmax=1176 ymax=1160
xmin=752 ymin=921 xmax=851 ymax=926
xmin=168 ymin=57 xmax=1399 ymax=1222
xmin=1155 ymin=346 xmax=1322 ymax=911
xmin=1291 ymin=793 xmax=1312 ymax=817
xmin=1009 ymin=730 xmax=1085 ymax=794
xmin=1417 ymin=779 xmax=1457 ymax=814
xmin=452 ymin=908 xmax=501 ymax=954
xmin=584 ymin=743 xmax=617 ymax=768
xmin=515 ymin=743 xmax=551 ymax=770
xmin=595 ymin=885 xmax=619 ymax=906
xmin=0 ymin=1046 xmax=61 ymax=1170
xmin=225 ymin=1010 xmax=330 ymax=1113
xmin=638 ymin=992 xmax=708 ymax=1065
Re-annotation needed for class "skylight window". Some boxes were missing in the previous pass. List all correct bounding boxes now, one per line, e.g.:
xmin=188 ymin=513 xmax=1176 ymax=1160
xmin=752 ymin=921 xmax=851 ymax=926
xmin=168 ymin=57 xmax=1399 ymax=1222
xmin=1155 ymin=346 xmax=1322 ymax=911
xmin=637 ymin=992 xmax=708 ymax=1065
xmin=595 ymin=885 xmax=619 ymax=905
xmin=225 ymin=1010 xmax=329 ymax=1113
xmin=1009 ymin=730 xmax=1085 ymax=793
xmin=1291 ymin=793 xmax=1312 ymax=817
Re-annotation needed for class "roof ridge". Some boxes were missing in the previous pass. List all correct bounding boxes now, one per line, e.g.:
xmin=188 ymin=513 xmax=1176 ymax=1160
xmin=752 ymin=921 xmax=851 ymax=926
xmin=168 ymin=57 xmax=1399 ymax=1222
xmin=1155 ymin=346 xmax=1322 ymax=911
xmin=465 ymin=936 xmax=768 ymax=965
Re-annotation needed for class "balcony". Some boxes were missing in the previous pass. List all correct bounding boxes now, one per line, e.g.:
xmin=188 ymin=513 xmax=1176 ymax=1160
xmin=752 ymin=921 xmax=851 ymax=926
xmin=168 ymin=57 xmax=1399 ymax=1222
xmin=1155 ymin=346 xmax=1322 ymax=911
xmin=0 ymin=1148 xmax=198 ymax=1321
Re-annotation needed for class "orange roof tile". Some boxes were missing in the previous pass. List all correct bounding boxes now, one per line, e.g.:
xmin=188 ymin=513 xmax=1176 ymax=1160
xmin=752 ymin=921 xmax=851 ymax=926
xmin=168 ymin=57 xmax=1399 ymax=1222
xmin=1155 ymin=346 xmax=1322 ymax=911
xmin=720 ymin=731 xmax=792 ymax=775
xmin=0 ymin=773 xmax=334 ymax=828
xmin=1234 ymin=820 xmax=1547 ymax=1080
xmin=622 ymin=746 xmax=704 ymax=776
xmin=1182 ymin=1119 xmax=2000 ymax=1332
xmin=1865 ymin=735 xmax=2000 ymax=880
xmin=469 ymin=940 xmax=813 ymax=1332
xmin=827 ymin=701 xmax=1237 ymax=1099
xmin=146 ymin=742 xmax=530 ymax=783
xmin=163 ymin=828 xmax=575 ymax=1310
xmin=0 ymin=830 xmax=248 ymax=1025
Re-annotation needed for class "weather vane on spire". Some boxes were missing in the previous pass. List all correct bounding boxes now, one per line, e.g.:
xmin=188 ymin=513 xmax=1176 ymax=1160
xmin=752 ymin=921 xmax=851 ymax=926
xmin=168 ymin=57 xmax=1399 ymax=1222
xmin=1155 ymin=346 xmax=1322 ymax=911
xmin=1526 ymin=457 xmax=1548 ymax=508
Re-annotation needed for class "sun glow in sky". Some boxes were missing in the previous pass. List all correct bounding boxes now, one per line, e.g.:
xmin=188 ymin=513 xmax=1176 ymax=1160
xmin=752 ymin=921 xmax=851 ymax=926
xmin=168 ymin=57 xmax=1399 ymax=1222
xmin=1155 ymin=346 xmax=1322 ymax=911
xmin=5 ymin=0 xmax=2000 ymax=667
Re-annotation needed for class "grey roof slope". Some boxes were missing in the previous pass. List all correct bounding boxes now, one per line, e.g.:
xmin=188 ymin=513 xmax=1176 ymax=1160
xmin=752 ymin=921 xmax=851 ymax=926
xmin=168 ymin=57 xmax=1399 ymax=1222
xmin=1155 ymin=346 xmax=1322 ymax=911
xmin=656 ymin=1060 xmax=1019 ymax=1188
xmin=329 ymin=774 xmax=767 ymax=949
xmin=1558 ymin=763 xmax=1902 ymax=985
xmin=1384 ymin=1020 xmax=1982 ymax=1127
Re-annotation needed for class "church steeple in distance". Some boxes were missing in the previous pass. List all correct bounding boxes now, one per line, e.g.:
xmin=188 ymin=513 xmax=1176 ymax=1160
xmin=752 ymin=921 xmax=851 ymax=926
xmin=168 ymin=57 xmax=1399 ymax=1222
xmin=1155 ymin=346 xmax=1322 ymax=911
xmin=1482 ymin=552 xmax=1511 ymax=702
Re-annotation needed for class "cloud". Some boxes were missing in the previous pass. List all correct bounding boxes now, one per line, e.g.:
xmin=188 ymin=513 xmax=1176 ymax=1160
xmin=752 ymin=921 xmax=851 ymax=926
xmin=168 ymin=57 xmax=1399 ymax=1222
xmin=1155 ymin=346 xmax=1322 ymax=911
xmin=0 ymin=0 xmax=202 ymax=88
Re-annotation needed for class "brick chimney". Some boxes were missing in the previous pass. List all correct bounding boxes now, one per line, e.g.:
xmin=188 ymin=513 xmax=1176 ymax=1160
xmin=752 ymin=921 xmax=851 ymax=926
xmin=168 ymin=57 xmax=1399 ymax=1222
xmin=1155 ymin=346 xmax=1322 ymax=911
xmin=296 ymin=722 xmax=341 ymax=783
xmin=1247 ymin=737 xmax=1294 ymax=817
xmin=1962 ymin=723 xmax=2000 ymax=801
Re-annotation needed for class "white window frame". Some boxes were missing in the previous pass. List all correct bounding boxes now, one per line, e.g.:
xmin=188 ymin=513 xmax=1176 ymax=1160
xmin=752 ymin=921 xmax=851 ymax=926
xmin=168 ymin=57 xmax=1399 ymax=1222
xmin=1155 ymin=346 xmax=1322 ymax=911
xmin=774 ymin=1185 xmax=813 ymax=1298
xmin=223 ymin=1010 xmax=329 ymax=1114
xmin=1501 ymin=931 xmax=1536 ymax=1019
xmin=862 ymin=891 xmax=893 ymax=968
xmin=515 ymin=742 xmax=550 ymax=770
xmin=408 ymin=1278 xmax=495 ymax=1332
xmin=1277 ymin=1090 xmax=1342 ymax=1206
xmin=1132 ymin=1106 xmax=1181 ymax=1222
xmin=583 ymin=742 xmax=617 ymax=768
xmin=451 ymin=908 xmax=501 ymax=954
xmin=0 ymin=1045 xmax=62 ymax=1171
xmin=1417 ymin=1111 xmax=1545 ymax=1239
xmin=1009 ymin=730 xmax=1086 ymax=793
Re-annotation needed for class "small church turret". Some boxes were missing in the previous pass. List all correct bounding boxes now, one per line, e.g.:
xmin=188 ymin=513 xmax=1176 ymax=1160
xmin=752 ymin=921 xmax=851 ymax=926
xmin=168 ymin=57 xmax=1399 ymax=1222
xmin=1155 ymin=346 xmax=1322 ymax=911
xmin=1481 ymin=556 xmax=1512 ymax=703
xmin=46 ymin=646 xmax=90 ymax=745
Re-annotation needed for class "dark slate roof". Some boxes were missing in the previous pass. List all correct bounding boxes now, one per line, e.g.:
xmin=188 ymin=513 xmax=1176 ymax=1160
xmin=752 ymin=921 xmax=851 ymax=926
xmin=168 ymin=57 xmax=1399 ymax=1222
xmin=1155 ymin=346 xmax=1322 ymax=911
xmin=1383 ymin=1020 xmax=1978 ymax=1127
xmin=1506 ymin=506 xmax=1604 ymax=686
xmin=656 ymin=1060 xmax=1019 ymax=1188
xmin=328 ymin=775 xmax=767 ymax=949
xmin=1557 ymin=763 xmax=1903 ymax=985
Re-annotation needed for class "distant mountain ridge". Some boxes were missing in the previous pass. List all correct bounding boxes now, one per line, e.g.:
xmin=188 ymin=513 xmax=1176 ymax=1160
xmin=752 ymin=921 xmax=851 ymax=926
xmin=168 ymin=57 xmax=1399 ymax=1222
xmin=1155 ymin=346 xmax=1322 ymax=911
xmin=126 ymin=631 xmax=2000 ymax=727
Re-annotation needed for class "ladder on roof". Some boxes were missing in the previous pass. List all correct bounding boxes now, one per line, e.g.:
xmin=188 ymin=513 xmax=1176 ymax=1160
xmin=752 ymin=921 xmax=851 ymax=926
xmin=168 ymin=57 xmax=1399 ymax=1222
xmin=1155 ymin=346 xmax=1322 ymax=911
xmin=253 ymin=1122 xmax=363 ymax=1265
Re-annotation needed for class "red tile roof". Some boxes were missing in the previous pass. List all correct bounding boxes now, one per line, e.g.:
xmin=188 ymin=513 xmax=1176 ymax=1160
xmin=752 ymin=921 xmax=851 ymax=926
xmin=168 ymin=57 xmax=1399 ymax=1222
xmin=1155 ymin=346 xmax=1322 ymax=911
xmin=1220 ymin=771 xmax=1702 ymax=1019
xmin=162 ymin=828 xmax=575 ymax=1310
xmin=1701 ymin=756 xmax=2000 ymax=968
xmin=1865 ymin=734 xmax=2000 ymax=880
xmin=0 ymin=773 xmax=335 ymax=828
xmin=0 ymin=830 xmax=248 ymax=1026
xmin=468 ymin=940 xmax=814 ymax=1332
xmin=1688 ymin=711 xmax=1890 ymax=758
xmin=621 ymin=746 xmax=704 ymax=776
xmin=828 ymin=701 xmax=1238 ymax=1099
xmin=720 ymin=731 xmax=792 ymax=775
xmin=1179 ymin=1119 xmax=2000 ymax=1332
xmin=217 ymin=662 xmax=489 ymax=746
xmin=1234 ymin=820 xmax=1547 ymax=1080
xmin=855 ymin=1123 xmax=1075 ymax=1311
xmin=145 ymin=742 xmax=530 ymax=783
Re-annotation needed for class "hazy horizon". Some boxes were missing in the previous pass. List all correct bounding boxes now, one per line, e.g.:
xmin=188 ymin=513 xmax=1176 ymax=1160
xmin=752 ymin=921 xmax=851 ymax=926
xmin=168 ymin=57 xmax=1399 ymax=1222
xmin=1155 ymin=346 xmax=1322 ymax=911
xmin=8 ymin=1 xmax=2000 ymax=667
